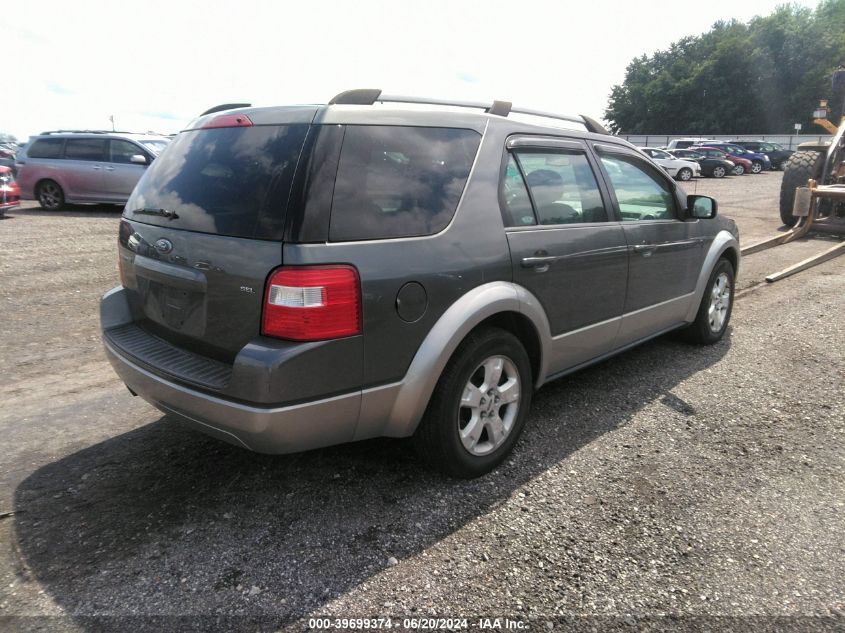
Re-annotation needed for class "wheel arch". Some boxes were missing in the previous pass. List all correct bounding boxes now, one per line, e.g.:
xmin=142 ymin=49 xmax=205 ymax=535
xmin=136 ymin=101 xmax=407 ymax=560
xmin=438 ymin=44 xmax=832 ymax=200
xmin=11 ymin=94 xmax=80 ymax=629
xmin=34 ymin=176 xmax=66 ymax=199
xmin=684 ymin=231 xmax=740 ymax=323
xmin=381 ymin=281 xmax=552 ymax=438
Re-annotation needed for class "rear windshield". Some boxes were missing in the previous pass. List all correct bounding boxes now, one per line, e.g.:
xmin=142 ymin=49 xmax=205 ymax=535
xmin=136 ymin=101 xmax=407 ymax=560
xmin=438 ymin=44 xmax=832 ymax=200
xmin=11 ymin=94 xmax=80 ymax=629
xmin=126 ymin=124 xmax=308 ymax=239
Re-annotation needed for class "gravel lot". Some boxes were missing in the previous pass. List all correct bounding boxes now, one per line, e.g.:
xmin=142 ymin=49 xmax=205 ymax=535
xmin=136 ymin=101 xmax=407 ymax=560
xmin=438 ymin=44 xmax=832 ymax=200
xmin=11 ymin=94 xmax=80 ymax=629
xmin=0 ymin=171 xmax=843 ymax=633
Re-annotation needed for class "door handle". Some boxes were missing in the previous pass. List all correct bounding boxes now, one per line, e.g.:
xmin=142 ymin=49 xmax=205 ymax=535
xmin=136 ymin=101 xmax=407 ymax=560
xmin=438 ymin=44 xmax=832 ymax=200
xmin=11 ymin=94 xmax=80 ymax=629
xmin=632 ymin=244 xmax=657 ymax=257
xmin=104 ymin=166 xmax=115 ymax=172
xmin=521 ymin=255 xmax=557 ymax=271
xmin=92 ymin=165 xmax=101 ymax=170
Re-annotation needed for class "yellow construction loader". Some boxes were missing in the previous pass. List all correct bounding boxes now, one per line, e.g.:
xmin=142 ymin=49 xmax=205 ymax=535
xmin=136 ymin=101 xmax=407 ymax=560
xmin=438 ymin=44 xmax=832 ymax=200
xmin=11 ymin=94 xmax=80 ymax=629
xmin=742 ymin=67 xmax=845 ymax=281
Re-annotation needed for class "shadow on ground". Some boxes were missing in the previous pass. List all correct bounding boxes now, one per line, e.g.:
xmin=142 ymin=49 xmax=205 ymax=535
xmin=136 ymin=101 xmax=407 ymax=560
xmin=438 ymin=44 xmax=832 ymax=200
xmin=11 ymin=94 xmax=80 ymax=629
xmin=11 ymin=332 xmax=731 ymax=631
xmin=6 ymin=204 xmax=123 ymax=219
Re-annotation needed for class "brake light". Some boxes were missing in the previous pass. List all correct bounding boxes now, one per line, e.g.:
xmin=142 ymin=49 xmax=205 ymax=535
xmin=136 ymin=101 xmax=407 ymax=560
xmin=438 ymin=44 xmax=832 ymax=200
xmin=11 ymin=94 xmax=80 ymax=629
xmin=118 ymin=220 xmax=131 ymax=285
xmin=262 ymin=266 xmax=361 ymax=341
xmin=201 ymin=114 xmax=253 ymax=129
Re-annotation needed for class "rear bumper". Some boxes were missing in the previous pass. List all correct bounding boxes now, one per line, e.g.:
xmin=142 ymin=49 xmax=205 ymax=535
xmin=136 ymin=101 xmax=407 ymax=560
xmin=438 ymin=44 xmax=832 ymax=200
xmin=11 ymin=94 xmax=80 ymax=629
xmin=104 ymin=339 xmax=361 ymax=453
xmin=100 ymin=286 xmax=361 ymax=453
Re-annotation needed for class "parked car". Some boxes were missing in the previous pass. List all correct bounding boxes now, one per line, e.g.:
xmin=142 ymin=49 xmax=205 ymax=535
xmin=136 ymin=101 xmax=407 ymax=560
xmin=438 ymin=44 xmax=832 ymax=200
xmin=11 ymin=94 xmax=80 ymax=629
xmin=0 ymin=155 xmax=16 ymax=177
xmin=733 ymin=140 xmax=793 ymax=170
xmin=692 ymin=146 xmax=752 ymax=175
xmin=0 ymin=166 xmax=21 ymax=216
xmin=665 ymin=138 xmax=712 ymax=151
xmin=697 ymin=142 xmax=771 ymax=174
xmin=15 ymin=131 xmax=170 ymax=210
xmin=639 ymin=147 xmax=701 ymax=181
xmin=100 ymin=92 xmax=739 ymax=478
xmin=669 ymin=149 xmax=735 ymax=179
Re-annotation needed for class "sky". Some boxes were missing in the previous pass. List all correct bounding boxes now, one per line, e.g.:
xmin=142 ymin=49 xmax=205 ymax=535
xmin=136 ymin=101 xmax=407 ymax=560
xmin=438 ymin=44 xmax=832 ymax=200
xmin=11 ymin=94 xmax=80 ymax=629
xmin=1 ymin=0 xmax=822 ymax=141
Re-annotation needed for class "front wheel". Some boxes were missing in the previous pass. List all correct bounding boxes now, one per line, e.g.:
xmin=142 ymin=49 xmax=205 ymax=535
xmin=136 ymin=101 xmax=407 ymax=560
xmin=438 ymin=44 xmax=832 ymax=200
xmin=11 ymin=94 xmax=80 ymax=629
xmin=413 ymin=326 xmax=533 ymax=478
xmin=677 ymin=167 xmax=693 ymax=182
xmin=681 ymin=258 xmax=735 ymax=345
xmin=711 ymin=165 xmax=726 ymax=178
xmin=37 ymin=180 xmax=65 ymax=210
xmin=750 ymin=160 xmax=763 ymax=174
xmin=732 ymin=164 xmax=745 ymax=176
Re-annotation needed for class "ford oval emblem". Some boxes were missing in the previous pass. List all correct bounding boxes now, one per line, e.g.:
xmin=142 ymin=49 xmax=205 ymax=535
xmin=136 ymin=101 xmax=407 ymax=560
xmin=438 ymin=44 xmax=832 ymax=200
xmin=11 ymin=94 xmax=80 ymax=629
xmin=154 ymin=238 xmax=173 ymax=254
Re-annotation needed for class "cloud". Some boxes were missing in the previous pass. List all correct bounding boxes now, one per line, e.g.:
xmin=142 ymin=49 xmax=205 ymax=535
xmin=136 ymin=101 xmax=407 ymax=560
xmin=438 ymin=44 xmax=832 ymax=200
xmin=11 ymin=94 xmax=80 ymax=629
xmin=140 ymin=111 xmax=185 ymax=121
xmin=47 ymin=82 xmax=74 ymax=96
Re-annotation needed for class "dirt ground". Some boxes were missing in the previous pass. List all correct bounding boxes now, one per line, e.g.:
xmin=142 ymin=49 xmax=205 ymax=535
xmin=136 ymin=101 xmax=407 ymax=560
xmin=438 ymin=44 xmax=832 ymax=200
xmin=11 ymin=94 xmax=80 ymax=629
xmin=0 ymin=171 xmax=843 ymax=632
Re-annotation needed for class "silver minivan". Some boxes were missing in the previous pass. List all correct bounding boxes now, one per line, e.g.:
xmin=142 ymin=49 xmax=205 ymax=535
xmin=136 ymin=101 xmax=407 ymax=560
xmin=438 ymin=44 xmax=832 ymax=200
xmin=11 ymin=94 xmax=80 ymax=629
xmin=15 ymin=131 xmax=170 ymax=209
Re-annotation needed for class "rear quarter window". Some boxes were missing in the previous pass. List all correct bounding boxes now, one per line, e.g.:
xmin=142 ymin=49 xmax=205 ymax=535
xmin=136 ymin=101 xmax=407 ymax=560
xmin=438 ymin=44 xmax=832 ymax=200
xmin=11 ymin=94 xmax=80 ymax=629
xmin=329 ymin=126 xmax=481 ymax=241
xmin=27 ymin=138 xmax=65 ymax=159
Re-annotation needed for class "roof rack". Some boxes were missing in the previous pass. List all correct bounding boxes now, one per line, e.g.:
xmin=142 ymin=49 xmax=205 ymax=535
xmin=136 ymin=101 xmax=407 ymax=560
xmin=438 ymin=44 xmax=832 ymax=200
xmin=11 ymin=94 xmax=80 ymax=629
xmin=327 ymin=89 xmax=610 ymax=135
xmin=38 ymin=129 xmax=140 ymax=135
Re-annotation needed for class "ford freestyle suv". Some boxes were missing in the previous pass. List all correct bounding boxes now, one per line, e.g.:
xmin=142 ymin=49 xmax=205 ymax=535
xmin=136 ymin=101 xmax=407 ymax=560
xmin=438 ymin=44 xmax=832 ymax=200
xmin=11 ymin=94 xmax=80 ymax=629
xmin=15 ymin=131 xmax=170 ymax=210
xmin=100 ymin=91 xmax=740 ymax=478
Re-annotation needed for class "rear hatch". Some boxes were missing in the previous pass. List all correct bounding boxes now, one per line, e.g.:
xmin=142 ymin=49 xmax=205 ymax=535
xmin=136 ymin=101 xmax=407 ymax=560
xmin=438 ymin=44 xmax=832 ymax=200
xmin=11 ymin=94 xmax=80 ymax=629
xmin=117 ymin=110 xmax=314 ymax=362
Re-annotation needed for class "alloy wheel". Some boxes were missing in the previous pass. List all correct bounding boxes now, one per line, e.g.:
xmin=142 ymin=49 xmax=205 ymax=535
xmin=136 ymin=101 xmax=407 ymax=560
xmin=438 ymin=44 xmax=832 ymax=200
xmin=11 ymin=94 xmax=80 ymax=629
xmin=458 ymin=355 xmax=521 ymax=456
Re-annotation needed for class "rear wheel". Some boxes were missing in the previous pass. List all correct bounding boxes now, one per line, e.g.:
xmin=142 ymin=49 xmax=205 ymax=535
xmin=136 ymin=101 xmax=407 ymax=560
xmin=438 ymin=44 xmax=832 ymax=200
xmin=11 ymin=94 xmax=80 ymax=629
xmin=677 ymin=167 xmax=693 ymax=182
xmin=750 ymin=160 xmax=763 ymax=174
xmin=779 ymin=150 xmax=825 ymax=227
xmin=711 ymin=165 xmax=726 ymax=178
xmin=413 ymin=326 xmax=533 ymax=478
xmin=681 ymin=258 xmax=734 ymax=345
xmin=37 ymin=180 xmax=64 ymax=210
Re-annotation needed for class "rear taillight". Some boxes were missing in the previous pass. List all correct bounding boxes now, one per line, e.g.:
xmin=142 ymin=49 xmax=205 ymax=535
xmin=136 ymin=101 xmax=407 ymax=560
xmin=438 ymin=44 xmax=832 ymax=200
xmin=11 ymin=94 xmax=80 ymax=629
xmin=118 ymin=220 xmax=131 ymax=285
xmin=262 ymin=266 xmax=361 ymax=341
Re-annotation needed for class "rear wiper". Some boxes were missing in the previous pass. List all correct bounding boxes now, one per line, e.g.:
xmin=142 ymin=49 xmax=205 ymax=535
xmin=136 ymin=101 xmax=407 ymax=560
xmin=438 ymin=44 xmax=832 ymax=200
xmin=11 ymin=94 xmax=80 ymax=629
xmin=131 ymin=207 xmax=180 ymax=220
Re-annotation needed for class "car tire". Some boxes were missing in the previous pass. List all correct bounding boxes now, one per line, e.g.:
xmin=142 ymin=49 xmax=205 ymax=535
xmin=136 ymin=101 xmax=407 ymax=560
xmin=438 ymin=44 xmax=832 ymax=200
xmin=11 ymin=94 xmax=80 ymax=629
xmin=680 ymin=258 xmax=735 ymax=345
xmin=732 ymin=164 xmax=745 ymax=176
xmin=37 ymin=180 xmax=65 ymax=210
xmin=412 ymin=326 xmax=533 ymax=478
xmin=778 ymin=150 xmax=825 ymax=227
xmin=750 ymin=160 xmax=763 ymax=174
xmin=711 ymin=165 xmax=726 ymax=178
xmin=677 ymin=167 xmax=693 ymax=182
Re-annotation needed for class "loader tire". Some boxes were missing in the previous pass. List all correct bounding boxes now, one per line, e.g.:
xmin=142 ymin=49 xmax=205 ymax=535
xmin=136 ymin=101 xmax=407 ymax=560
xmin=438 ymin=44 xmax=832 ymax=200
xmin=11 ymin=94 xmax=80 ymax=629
xmin=779 ymin=150 xmax=825 ymax=227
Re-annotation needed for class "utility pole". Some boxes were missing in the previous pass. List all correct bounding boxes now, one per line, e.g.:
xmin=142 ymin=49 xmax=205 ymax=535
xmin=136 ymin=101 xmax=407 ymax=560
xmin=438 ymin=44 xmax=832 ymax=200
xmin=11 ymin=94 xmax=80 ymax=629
xmin=109 ymin=115 xmax=115 ymax=132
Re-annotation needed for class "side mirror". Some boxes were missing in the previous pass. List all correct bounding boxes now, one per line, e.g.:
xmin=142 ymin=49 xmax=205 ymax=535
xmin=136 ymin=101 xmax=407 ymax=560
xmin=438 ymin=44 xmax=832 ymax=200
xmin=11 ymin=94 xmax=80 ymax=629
xmin=130 ymin=154 xmax=148 ymax=165
xmin=688 ymin=195 xmax=717 ymax=219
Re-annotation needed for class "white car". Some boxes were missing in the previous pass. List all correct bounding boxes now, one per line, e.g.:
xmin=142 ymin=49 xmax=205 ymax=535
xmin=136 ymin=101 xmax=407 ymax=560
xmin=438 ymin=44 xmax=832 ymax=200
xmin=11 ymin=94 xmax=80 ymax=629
xmin=639 ymin=147 xmax=701 ymax=182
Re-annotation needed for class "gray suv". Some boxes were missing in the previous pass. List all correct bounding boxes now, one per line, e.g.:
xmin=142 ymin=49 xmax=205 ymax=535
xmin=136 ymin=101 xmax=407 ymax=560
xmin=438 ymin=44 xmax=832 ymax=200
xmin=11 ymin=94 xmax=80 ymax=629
xmin=15 ymin=131 xmax=170 ymax=209
xmin=100 ymin=91 xmax=739 ymax=478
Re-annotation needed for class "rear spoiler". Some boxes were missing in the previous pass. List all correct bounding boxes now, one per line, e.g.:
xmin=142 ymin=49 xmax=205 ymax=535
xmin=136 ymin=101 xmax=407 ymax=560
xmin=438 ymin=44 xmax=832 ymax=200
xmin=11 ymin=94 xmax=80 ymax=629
xmin=200 ymin=103 xmax=252 ymax=116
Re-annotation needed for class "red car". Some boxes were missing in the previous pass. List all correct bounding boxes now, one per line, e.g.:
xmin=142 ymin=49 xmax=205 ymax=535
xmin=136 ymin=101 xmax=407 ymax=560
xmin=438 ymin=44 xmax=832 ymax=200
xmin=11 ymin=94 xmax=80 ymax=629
xmin=0 ymin=165 xmax=21 ymax=215
xmin=692 ymin=146 xmax=752 ymax=175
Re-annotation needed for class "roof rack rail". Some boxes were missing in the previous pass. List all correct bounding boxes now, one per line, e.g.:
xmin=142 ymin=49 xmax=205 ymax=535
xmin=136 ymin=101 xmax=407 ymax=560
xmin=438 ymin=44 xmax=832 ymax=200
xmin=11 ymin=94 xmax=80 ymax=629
xmin=38 ymin=129 xmax=139 ymax=135
xmin=200 ymin=103 xmax=252 ymax=116
xmin=326 ymin=89 xmax=610 ymax=134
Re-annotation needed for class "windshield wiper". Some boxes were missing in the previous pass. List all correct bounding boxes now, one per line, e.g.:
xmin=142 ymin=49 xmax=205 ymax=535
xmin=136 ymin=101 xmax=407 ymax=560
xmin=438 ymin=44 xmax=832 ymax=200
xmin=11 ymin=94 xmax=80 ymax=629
xmin=131 ymin=207 xmax=180 ymax=220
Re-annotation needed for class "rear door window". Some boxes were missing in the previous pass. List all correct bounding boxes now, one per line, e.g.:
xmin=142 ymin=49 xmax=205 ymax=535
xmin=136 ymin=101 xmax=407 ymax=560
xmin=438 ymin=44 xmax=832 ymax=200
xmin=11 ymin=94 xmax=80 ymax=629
xmin=512 ymin=150 xmax=608 ymax=225
xmin=329 ymin=126 xmax=481 ymax=241
xmin=126 ymin=124 xmax=309 ymax=240
xmin=27 ymin=138 xmax=65 ymax=159
xmin=65 ymin=139 xmax=106 ymax=161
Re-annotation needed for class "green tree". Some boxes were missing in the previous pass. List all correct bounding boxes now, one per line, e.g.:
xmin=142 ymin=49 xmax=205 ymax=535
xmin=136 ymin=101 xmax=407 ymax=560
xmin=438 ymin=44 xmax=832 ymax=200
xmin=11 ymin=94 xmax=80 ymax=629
xmin=605 ymin=0 xmax=845 ymax=134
